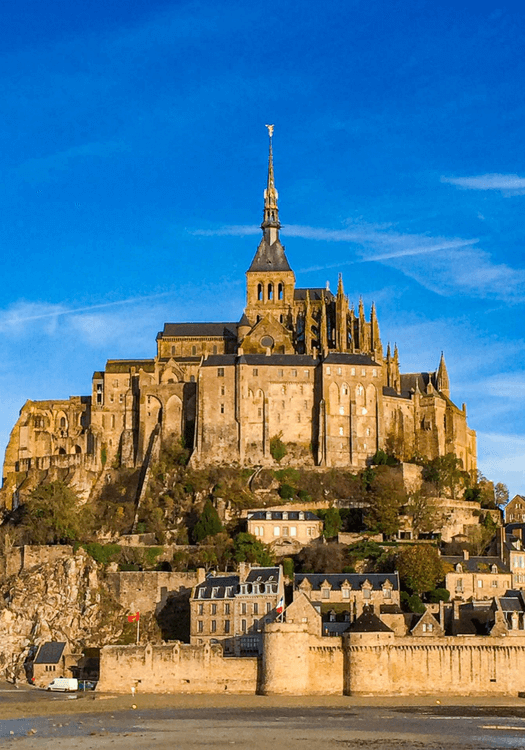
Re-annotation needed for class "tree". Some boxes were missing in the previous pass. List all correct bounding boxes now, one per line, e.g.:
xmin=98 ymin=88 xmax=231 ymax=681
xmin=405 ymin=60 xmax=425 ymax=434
xmin=192 ymin=500 xmax=223 ymax=543
xmin=317 ymin=508 xmax=342 ymax=539
xmin=21 ymin=481 xmax=87 ymax=544
xmin=396 ymin=544 xmax=444 ymax=595
xmin=421 ymin=454 xmax=467 ymax=498
xmin=296 ymin=542 xmax=349 ymax=573
xmin=495 ymin=482 xmax=509 ymax=509
xmin=232 ymin=532 xmax=274 ymax=566
xmin=405 ymin=488 xmax=443 ymax=537
xmin=364 ymin=466 xmax=407 ymax=537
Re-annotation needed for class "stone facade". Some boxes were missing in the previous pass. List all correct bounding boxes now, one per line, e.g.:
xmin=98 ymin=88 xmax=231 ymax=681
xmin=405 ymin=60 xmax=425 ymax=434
xmin=443 ymin=552 xmax=512 ymax=601
xmin=294 ymin=572 xmax=400 ymax=620
xmin=246 ymin=509 xmax=323 ymax=553
xmin=0 ymin=132 xmax=476 ymax=510
xmin=189 ymin=565 xmax=284 ymax=655
xmin=505 ymin=495 xmax=525 ymax=524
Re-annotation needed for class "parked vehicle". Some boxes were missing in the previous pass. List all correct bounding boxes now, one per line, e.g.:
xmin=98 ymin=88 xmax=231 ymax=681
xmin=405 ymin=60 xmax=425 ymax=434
xmin=46 ymin=677 xmax=78 ymax=692
xmin=78 ymin=680 xmax=97 ymax=691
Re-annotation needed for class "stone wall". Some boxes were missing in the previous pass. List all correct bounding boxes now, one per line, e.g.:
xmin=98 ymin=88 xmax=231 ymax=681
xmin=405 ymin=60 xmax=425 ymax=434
xmin=3 ymin=545 xmax=75 ymax=578
xmin=106 ymin=570 xmax=205 ymax=614
xmin=98 ymin=642 xmax=258 ymax=693
xmin=345 ymin=632 xmax=525 ymax=696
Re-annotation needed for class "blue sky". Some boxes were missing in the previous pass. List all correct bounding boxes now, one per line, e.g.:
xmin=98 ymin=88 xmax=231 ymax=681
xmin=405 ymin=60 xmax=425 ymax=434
xmin=1 ymin=0 xmax=524 ymax=498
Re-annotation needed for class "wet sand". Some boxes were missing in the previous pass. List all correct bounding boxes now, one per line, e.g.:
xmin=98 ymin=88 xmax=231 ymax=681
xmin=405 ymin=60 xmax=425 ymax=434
xmin=3 ymin=686 xmax=525 ymax=749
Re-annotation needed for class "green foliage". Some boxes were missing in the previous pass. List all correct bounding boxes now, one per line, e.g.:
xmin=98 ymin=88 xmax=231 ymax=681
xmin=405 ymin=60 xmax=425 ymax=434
xmin=232 ymin=532 xmax=273 ymax=566
xmin=274 ymin=468 xmax=301 ymax=484
xmin=296 ymin=542 xmax=350 ymax=574
xmin=316 ymin=508 xmax=342 ymax=539
xmin=270 ymin=433 xmax=287 ymax=463
xmin=101 ymin=445 xmax=107 ymax=467
xmin=346 ymin=539 xmax=383 ymax=561
xmin=192 ymin=500 xmax=223 ymax=543
xmin=278 ymin=483 xmax=295 ymax=500
xmin=421 ymin=453 xmax=468 ymax=498
xmin=427 ymin=587 xmax=450 ymax=603
xmin=396 ymin=545 xmax=444 ymax=595
xmin=364 ymin=466 xmax=406 ymax=537
xmin=405 ymin=488 xmax=442 ymax=536
xmin=370 ymin=449 xmax=399 ymax=467
xmin=83 ymin=543 xmax=122 ymax=565
xmin=296 ymin=489 xmax=311 ymax=502
xmin=400 ymin=591 xmax=425 ymax=614
xmin=21 ymin=481 xmax=88 ymax=544
xmin=282 ymin=557 xmax=294 ymax=578
xmin=339 ymin=508 xmax=365 ymax=533
xmin=144 ymin=547 xmax=164 ymax=567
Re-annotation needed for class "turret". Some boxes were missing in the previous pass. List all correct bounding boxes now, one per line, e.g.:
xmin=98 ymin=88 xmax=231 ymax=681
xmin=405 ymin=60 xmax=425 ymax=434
xmin=435 ymin=351 xmax=450 ymax=398
xmin=370 ymin=302 xmax=383 ymax=360
xmin=335 ymin=274 xmax=348 ymax=352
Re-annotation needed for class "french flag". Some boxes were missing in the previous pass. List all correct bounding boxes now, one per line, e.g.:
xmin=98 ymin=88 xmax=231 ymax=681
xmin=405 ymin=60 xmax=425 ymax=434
xmin=276 ymin=597 xmax=284 ymax=614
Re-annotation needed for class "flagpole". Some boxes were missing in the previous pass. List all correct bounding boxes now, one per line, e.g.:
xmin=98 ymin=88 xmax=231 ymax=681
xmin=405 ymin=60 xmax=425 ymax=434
xmin=137 ymin=616 xmax=140 ymax=645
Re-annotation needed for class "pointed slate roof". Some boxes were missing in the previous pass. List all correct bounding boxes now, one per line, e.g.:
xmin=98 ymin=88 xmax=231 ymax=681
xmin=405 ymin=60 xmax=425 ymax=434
xmin=247 ymin=238 xmax=292 ymax=272
xmin=348 ymin=610 xmax=393 ymax=633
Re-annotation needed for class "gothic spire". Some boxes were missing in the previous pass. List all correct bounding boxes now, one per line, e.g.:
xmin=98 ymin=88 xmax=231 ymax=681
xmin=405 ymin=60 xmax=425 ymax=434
xmin=262 ymin=124 xmax=280 ymax=235
xmin=436 ymin=351 xmax=450 ymax=397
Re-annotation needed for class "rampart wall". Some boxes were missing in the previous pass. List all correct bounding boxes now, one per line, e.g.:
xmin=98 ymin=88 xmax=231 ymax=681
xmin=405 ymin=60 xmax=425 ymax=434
xmin=98 ymin=642 xmax=258 ymax=693
xmin=106 ymin=570 xmax=205 ymax=613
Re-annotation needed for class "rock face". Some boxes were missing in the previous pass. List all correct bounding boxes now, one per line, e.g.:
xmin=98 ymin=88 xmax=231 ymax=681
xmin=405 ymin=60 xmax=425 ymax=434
xmin=0 ymin=551 xmax=126 ymax=681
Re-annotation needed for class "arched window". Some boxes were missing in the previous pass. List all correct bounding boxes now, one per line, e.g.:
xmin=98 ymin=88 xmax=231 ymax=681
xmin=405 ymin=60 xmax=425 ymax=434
xmin=60 ymin=417 xmax=66 ymax=428
xmin=74 ymin=445 xmax=82 ymax=454
xmin=268 ymin=283 xmax=274 ymax=301
xmin=278 ymin=283 xmax=283 ymax=300
xmin=190 ymin=375 xmax=196 ymax=383
xmin=342 ymin=383 xmax=349 ymax=396
xmin=257 ymin=283 xmax=263 ymax=301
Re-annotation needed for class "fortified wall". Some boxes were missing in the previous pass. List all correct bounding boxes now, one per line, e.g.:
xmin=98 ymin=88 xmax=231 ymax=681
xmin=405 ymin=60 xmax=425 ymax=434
xmin=106 ymin=570 xmax=205 ymax=614
xmin=98 ymin=624 xmax=525 ymax=696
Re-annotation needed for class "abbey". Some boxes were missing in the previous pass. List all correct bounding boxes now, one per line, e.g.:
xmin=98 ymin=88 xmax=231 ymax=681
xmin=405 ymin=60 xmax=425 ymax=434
xmin=1 ymin=133 xmax=476 ymax=507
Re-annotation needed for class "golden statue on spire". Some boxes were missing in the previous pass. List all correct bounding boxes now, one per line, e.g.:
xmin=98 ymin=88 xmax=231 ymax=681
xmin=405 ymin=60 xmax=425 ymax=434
xmin=265 ymin=124 xmax=274 ymax=137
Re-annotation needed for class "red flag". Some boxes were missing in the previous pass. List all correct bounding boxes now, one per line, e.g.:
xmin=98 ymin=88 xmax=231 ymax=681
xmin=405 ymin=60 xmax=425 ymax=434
xmin=127 ymin=612 xmax=140 ymax=623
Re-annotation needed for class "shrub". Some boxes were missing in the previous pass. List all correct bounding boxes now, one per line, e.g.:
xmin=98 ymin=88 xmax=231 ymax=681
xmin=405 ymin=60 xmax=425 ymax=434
xmin=270 ymin=433 xmax=287 ymax=463
xmin=192 ymin=500 xmax=224 ymax=543
xmin=282 ymin=557 xmax=294 ymax=578
xmin=427 ymin=587 xmax=450 ymax=603
xmin=83 ymin=543 xmax=121 ymax=566
xmin=279 ymin=483 xmax=295 ymax=500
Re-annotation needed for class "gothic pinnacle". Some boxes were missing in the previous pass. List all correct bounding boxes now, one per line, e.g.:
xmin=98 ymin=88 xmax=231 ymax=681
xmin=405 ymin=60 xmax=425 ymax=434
xmin=262 ymin=124 xmax=280 ymax=231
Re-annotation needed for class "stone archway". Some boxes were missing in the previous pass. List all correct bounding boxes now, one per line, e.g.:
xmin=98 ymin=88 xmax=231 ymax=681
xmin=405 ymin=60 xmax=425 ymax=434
xmin=164 ymin=394 xmax=183 ymax=440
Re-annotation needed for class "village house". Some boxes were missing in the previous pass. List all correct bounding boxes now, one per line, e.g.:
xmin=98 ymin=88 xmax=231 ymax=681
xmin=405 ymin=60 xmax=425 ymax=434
xmin=293 ymin=572 xmax=400 ymax=621
xmin=442 ymin=550 xmax=512 ymax=601
xmin=505 ymin=495 xmax=525 ymax=524
xmin=500 ymin=524 xmax=525 ymax=588
xmin=190 ymin=565 xmax=284 ymax=655
xmin=31 ymin=642 xmax=78 ymax=687
xmin=246 ymin=509 xmax=323 ymax=554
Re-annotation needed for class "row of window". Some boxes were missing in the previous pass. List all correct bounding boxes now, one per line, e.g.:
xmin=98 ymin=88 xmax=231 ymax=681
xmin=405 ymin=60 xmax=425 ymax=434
xmin=326 ymin=366 xmax=378 ymax=378
xmin=256 ymin=282 xmax=284 ymax=301
xmin=252 ymin=525 xmax=317 ymax=538
xmin=198 ymin=601 xmax=272 ymax=616
xmin=455 ymin=578 xmax=506 ymax=591
xmin=321 ymin=587 xmax=392 ymax=600
xmin=172 ymin=345 xmax=220 ymax=356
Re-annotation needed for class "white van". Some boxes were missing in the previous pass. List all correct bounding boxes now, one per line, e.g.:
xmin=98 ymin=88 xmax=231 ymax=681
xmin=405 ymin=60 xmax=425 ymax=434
xmin=46 ymin=677 xmax=78 ymax=692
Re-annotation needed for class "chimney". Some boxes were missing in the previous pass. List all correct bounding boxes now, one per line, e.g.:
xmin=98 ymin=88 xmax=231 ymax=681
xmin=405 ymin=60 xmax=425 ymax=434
xmin=238 ymin=561 xmax=250 ymax=582
xmin=453 ymin=599 xmax=460 ymax=620
xmin=439 ymin=599 xmax=445 ymax=627
xmin=463 ymin=549 xmax=469 ymax=561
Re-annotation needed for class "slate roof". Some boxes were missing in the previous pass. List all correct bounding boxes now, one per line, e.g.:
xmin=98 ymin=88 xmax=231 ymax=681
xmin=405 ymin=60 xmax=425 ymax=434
xmin=248 ymin=510 xmax=320 ymax=521
xmin=294 ymin=288 xmax=335 ymax=301
xmin=238 ymin=354 xmax=317 ymax=366
xmin=442 ymin=556 xmax=510 ymax=573
xmin=105 ymin=359 xmax=155 ymax=373
xmin=159 ymin=323 xmax=238 ymax=338
xmin=348 ymin=610 xmax=393 ymax=633
xmin=200 ymin=355 xmax=238 ymax=367
xmin=382 ymin=386 xmax=407 ymax=399
xmin=499 ymin=595 xmax=525 ymax=612
xmin=400 ymin=372 xmax=433 ymax=395
xmin=34 ymin=642 xmax=66 ymax=665
xmin=294 ymin=573 xmax=399 ymax=591
xmin=245 ymin=567 xmax=281 ymax=584
xmin=323 ymin=353 xmax=379 ymax=366
xmin=322 ymin=622 xmax=352 ymax=635
xmin=247 ymin=239 xmax=292 ymax=272
xmin=194 ymin=575 xmax=240 ymax=600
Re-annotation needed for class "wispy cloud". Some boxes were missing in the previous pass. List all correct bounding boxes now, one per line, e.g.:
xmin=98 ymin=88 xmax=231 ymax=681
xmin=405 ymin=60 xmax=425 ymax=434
xmin=193 ymin=221 xmax=525 ymax=299
xmin=441 ymin=174 xmax=525 ymax=194
xmin=477 ymin=431 xmax=525 ymax=495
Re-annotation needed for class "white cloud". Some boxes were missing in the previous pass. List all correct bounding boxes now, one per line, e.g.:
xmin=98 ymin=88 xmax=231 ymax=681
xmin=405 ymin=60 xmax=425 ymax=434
xmin=477 ymin=432 xmax=525 ymax=498
xmin=441 ymin=174 xmax=525 ymax=194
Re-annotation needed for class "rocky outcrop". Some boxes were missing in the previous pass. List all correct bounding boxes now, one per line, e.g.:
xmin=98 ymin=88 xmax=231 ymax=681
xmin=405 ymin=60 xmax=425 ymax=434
xmin=0 ymin=551 xmax=127 ymax=681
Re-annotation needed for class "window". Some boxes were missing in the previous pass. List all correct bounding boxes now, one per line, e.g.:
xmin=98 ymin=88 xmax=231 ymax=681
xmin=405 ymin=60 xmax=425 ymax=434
xmin=278 ymin=283 xmax=283 ymax=300
xmin=296 ymin=413 xmax=301 ymax=423
xmin=211 ymin=620 xmax=217 ymax=633
xmin=492 ymin=580 xmax=498 ymax=588
xmin=273 ymin=526 xmax=280 ymax=537
xmin=241 ymin=619 xmax=247 ymax=633
xmin=217 ymin=368 xmax=224 ymax=377
xmin=342 ymin=588 xmax=350 ymax=599
xmin=363 ymin=588 xmax=371 ymax=600
xmin=456 ymin=578 xmax=463 ymax=592
xmin=60 ymin=417 xmax=66 ymax=428
xmin=278 ymin=369 xmax=283 ymax=377
xmin=198 ymin=604 xmax=204 ymax=615
xmin=361 ymin=369 xmax=366 ymax=376
xmin=254 ymin=603 xmax=259 ymax=615
xmin=241 ymin=602 xmax=247 ymax=615
xmin=282 ymin=527 xmax=289 ymax=537
xmin=477 ymin=580 xmax=483 ymax=588
xmin=198 ymin=620 xmax=203 ymax=633
xmin=220 ymin=386 xmax=225 ymax=396
xmin=224 ymin=620 xmax=231 ymax=633
xmin=257 ymin=283 xmax=263 ymax=301
xmin=383 ymin=588 xmax=392 ymax=599
xmin=192 ymin=346 xmax=197 ymax=356
xmin=290 ymin=526 xmax=297 ymax=536
xmin=171 ymin=346 xmax=176 ymax=356
xmin=292 ymin=369 xmax=297 ymax=377
xmin=266 ymin=602 xmax=272 ymax=613
xmin=304 ymin=370 xmax=310 ymax=378
xmin=268 ymin=283 xmax=274 ymax=300
xmin=213 ymin=345 xmax=217 ymax=355
xmin=211 ymin=603 xmax=217 ymax=615
xmin=322 ymin=588 xmax=330 ymax=599
xmin=366 ymin=428 xmax=371 ymax=436
xmin=342 ymin=384 xmax=348 ymax=395
xmin=253 ymin=368 xmax=258 ymax=376
xmin=339 ymin=406 xmax=345 ymax=415
xmin=337 ymin=367 xmax=342 ymax=375
xmin=372 ymin=369 xmax=377 ymax=377
xmin=326 ymin=367 xmax=331 ymax=375
xmin=220 ymin=404 xmax=225 ymax=414
xmin=351 ymin=368 xmax=356 ymax=376
xmin=224 ymin=602 xmax=231 ymax=615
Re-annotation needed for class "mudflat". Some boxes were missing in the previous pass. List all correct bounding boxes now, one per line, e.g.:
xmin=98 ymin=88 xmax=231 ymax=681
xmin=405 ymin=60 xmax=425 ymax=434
xmin=3 ymin=687 xmax=525 ymax=749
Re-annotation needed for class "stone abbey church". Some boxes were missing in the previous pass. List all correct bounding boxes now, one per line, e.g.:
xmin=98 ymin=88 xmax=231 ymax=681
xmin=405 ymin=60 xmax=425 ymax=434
xmin=1 ymin=134 xmax=476 ymax=507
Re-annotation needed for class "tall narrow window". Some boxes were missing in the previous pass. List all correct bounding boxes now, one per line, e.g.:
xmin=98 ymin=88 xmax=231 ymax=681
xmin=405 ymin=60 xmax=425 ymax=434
xmin=257 ymin=283 xmax=263 ymax=301
xmin=268 ymin=283 xmax=274 ymax=301
xmin=278 ymin=283 xmax=283 ymax=300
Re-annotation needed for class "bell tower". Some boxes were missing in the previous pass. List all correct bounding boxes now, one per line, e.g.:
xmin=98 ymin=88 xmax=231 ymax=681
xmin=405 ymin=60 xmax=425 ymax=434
xmin=244 ymin=126 xmax=296 ymax=328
